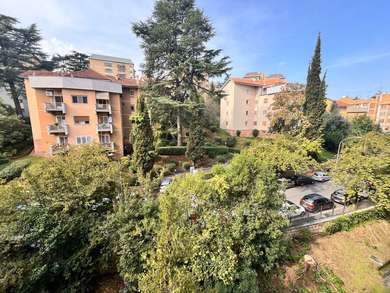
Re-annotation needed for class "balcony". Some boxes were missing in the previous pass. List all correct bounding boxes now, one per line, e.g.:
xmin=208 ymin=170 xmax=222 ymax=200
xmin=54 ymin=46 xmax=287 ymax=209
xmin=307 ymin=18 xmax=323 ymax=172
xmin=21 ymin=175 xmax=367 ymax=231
xmin=48 ymin=124 xmax=68 ymax=135
xmin=100 ymin=142 xmax=115 ymax=152
xmin=45 ymin=102 xmax=66 ymax=114
xmin=50 ymin=144 xmax=69 ymax=155
xmin=346 ymin=105 xmax=369 ymax=113
xmin=95 ymin=103 xmax=111 ymax=114
xmin=97 ymin=122 xmax=113 ymax=133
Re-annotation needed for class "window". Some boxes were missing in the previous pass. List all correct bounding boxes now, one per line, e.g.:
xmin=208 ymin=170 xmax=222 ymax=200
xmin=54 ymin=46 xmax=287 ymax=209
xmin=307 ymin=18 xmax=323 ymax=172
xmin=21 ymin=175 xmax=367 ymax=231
xmin=118 ymin=73 xmax=126 ymax=79
xmin=58 ymin=136 xmax=68 ymax=145
xmin=56 ymin=115 xmax=65 ymax=125
xmin=225 ymin=121 xmax=228 ymax=126
xmin=105 ymin=68 xmax=113 ymax=74
xmin=104 ymin=62 xmax=112 ymax=67
xmin=74 ymin=116 xmax=90 ymax=125
xmin=99 ymin=133 xmax=111 ymax=144
xmin=245 ymin=121 xmax=248 ymax=126
xmin=129 ymin=89 xmax=135 ymax=96
xmin=72 ymin=96 xmax=88 ymax=103
xmin=117 ymin=64 xmax=126 ymax=72
xmin=246 ymin=100 xmax=249 ymax=104
xmin=254 ymin=121 xmax=257 ymax=126
xmin=76 ymin=136 xmax=92 ymax=145
xmin=98 ymin=115 xmax=110 ymax=124
xmin=246 ymin=110 xmax=249 ymax=115
xmin=130 ymin=105 xmax=135 ymax=111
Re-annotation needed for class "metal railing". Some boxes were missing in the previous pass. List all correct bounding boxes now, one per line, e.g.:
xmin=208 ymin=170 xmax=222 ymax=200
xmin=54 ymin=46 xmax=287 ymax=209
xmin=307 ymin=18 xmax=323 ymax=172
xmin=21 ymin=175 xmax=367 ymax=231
xmin=44 ymin=102 xmax=66 ymax=113
xmin=97 ymin=122 xmax=113 ymax=133
xmin=47 ymin=124 xmax=68 ymax=135
xmin=95 ymin=103 xmax=111 ymax=113
xmin=100 ymin=141 xmax=115 ymax=152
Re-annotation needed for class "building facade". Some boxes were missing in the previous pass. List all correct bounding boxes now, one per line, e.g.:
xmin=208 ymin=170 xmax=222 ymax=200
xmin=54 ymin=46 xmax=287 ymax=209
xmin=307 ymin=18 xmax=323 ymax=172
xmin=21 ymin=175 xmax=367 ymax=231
xmin=220 ymin=75 xmax=288 ymax=136
xmin=21 ymin=68 xmax=140 ymax=157
xmin=89 ymin=54 xmax=135 ymax=80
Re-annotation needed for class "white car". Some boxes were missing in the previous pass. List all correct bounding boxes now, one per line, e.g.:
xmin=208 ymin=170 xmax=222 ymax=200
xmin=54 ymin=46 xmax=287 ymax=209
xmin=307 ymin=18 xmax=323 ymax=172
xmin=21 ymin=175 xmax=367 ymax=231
xmin=280 ymin=200 xmax=306 ymax=218
xmin=159 ymin=177 xmax=173 ymax=192
xmin=311 ymin=171 xmax=331 ymax=182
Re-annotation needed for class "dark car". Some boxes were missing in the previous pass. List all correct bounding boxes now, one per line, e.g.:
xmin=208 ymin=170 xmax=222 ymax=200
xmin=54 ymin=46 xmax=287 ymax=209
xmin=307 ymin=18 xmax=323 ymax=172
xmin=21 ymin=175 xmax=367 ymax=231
xmin=300 ymin=194 xmax=334 ymax=213
xmin=331 ymin=188 xmax=370 ymax=205
xmin=293 ymin=175 xmax=316 ymax=186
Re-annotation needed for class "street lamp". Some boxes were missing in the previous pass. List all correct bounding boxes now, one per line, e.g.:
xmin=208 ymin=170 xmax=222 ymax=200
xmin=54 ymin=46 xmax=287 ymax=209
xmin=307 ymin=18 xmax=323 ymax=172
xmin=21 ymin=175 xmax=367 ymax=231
xmin=336 ymin=136 xmax=362 ymax=163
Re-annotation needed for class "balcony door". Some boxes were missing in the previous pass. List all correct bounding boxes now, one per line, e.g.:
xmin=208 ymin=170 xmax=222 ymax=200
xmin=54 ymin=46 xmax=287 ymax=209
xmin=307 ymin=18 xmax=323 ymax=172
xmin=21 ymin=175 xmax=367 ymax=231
xmin=54 ymin=95 xmax=63 ymax=106
xmin=56 ymin=115 xmax=65 ymax=125
xmin=57 ymin=135 xmax=68 ymax=146
xmin=99 ymin=133 xmax=111 ymax=144
xmin=98 ymin=115 xmax=110 ymax=124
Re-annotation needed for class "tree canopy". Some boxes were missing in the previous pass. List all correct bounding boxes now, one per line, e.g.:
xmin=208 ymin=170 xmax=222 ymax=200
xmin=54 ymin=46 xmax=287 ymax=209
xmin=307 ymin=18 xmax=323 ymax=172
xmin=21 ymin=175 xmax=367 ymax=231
xmin=51 ymin=51 xmax=90 ymax=72
xmin=350 ymin=115 xmax=380 ymax=136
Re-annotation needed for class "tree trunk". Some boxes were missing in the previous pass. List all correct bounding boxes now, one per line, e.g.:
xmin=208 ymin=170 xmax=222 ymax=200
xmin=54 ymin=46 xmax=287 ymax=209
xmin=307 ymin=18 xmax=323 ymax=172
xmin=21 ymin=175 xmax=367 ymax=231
xmin=9 ymin=81 xmax=23 ymax=117
xmin=177 ymin=114 xmax=182 ymax=146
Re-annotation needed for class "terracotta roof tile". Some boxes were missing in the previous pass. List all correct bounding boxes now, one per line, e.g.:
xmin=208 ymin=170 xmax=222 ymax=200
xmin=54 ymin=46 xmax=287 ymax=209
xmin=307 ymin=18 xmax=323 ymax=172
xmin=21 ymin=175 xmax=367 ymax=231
xmin=230 ymin=77 xmax=287 ymax=87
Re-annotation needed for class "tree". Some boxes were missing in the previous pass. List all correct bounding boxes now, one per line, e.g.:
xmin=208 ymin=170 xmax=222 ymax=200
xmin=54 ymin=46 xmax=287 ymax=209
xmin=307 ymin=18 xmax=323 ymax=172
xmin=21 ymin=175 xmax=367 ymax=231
xmin=133 ymin=0 xmax=230 ymax=146
xmin=51 ymin=51 xmax=90 ymax=72
xmin=186 ymin=105 xmax=205 ymax=166
xmin=350 ymin=115 xmax=380 ymax=136
xmin=322 ymin=111 xmax=350 ymax=152
xmin=0 ymin=14 xmax=47 ymax=116
xmin=0 ymin=145 xmax=129 ymax=292
xmin=303 ymin=34 xmax=327 ymax=138
xmin=269 ymin=83 xmax=308 ymax=135
xmin=0 ymin=100 xmax=32 ymax=156
xmin=332 ymin=132 xmax=390 ymax=210
xmin=130 ymin=94 xmax=155 ymax=174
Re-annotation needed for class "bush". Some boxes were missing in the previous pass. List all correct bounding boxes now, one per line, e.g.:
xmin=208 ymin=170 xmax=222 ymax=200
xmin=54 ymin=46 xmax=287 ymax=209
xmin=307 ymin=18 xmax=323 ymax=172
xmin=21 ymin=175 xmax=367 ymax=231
xmin=158 ymin=146 xmax=239 ymax=158
xmin=0 ymin=159 xmax=31 ymax=183
xmin=216 ymin=153 xmax=233 ymax=163
xmin=236 ymin=130 xmax=241 ymax=137
xmin=203 ymin=146 xmax=240 ymax=158
xmin=225 ymin=136 xmax=236 ymax=147
xmin=162 ymin=162 xmax=177 ymax=176
xmin=252 ymin=129 xmax=259 ymax=138
xmin=325 ymin=209 xmax=385 ymax=234
xmin=209 ymin=124 xmax=218 ymax=132
xmin=0 ymin=156 xmax=9 ymax=166
xmin=158 ymin=146 xmax=186 ymax=156
xmin=182 ymin=161 xmax=192 ymax=170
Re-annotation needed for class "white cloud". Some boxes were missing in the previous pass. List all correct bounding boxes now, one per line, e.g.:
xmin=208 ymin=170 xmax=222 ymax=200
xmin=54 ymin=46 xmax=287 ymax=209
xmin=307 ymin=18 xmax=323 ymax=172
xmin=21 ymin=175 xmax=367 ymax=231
xmin=328 ymin=52 xmax=390 ymax=68
xmin=41 ymin=37 xmax=75 ymax=56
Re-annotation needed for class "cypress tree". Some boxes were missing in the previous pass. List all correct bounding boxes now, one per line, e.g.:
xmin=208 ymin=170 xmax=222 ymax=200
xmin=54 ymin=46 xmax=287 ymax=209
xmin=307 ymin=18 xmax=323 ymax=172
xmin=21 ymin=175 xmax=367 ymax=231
xmin=186 ymin=105 xmax=205 ymax=167
xmin=130 ymin=95 xmax=155 ymax=174
xmin=303 ymin=34 xmax=327 ymax=138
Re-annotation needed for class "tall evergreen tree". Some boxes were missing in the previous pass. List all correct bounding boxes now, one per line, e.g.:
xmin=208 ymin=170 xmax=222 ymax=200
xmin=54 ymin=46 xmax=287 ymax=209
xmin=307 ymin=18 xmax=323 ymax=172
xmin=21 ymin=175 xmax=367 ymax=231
xmin=130 ymin=94 xmax=155 ymax=174
xmin=133 ymin=0 xmax=230 ymax=146
xmin=0 ymin=14 xmax=47 ymax=117
xmin=303 ymin=34 xmax=327 ymax=138
xmin=51 ymin=51 xmax=90 ymax=72
xmin=186 ymin=105 xmax=205 ymax=166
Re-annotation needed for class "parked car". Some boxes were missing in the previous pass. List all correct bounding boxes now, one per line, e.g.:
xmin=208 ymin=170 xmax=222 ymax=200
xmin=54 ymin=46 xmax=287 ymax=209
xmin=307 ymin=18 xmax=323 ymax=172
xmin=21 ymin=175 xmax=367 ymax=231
xmin=300 ymin=194 xmax=334 ymax=213
xmin=293 ymin=175 xmax=316 ymax=186
xmin=277 ymin=178 xmax=295 ymax=189
xmin=280 ymin=200 xmax=306 ymax=218
xmin=331 ymin=188 xmax=371 ymax=205
xmin=311 ymin=171 xmax=331 ymax=182
xmin=159 ymin=177 xmax=173 ymax=192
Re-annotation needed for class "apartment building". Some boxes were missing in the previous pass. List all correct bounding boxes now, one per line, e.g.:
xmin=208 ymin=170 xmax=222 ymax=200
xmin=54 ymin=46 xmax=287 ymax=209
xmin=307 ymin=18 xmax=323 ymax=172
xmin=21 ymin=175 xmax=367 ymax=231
xmin=89 ymin=54 xmax=135 ymax=80
xmin=21 ymin=66 xmax=140 ymax=157
xmin=220 ymin=74 xmax=288 ymax=136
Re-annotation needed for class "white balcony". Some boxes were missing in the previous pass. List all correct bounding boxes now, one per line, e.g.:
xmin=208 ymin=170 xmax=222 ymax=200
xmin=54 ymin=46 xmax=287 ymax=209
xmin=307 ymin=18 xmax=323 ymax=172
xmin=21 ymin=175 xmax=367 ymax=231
xmin=346 ymin=105 xmax=369 ymax=113
xmin=44 ymin=102 xmax=66 ymax=114
xmin=97 ymin=122 xmax=113 ymax=133
xmin=48 ymin=124 xmax=68 ymax=135
xmin=95 ymin=103 xmax=111 ymax=114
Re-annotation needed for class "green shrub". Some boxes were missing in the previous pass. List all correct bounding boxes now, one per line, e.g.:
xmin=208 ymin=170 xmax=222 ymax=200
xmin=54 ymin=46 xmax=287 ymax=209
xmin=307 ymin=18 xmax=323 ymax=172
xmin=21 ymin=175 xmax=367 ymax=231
xmin=252 ymin=129 xmax=259 ymax=137
xmin=162 ymin=163 xmax=177 ymax=176
xmin=0 ymin=159 xmax=31 ymax=183
xmin=204 ymin=146 xmax=239 ymax=158
xmin=225 ymin=136 xmax=236 ymax=147
xmin=158 ymin=147 xmax=186 ymax=156
xmin=0 ymin=156 xmax=9 ymax=166
xmin=214 ymin=137 xmax=223 ymax=145
xmin=209 ymin=125 xmax=218 ymax=132
xmin=158 ymin=146 xmax=239 ymax=158
xmin=236 ymin=130 xmax=241 ymax=137
xmin=216 ymin=153 xmax=233 ymax=163
xmin=325 ymin=209 xmax=384 ymax=234
xmin=182 ymin=161 xmax=192 ymax=170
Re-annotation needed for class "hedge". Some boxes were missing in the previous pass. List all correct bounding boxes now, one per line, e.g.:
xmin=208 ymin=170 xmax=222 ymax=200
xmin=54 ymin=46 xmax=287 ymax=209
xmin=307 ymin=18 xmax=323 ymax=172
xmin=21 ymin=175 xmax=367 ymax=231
xmin=0 ymin=159 xmax=32 ymax=183
xmin=325 ymin=209 xmax=386 ymax=235
xmin=158 ymin=146 xmax=240 ymax=157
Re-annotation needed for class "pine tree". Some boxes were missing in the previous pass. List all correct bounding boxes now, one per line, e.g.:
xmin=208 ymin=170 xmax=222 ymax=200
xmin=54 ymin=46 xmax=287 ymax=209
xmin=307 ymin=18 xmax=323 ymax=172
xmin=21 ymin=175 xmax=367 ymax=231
xmin=130 ymin=95 xmax=155 ymax=174
xmin=303 ymin=34 xmax=327 ymax=138
xmin=133 ymin=0 xmax=230 ymax=146
xmin=0 ymin=14 xmax=47 ymax=117
xmin=186 ymin=105 xmax=205 ymax=166
xmin=51 ymin=51 xmax=90 ymax=72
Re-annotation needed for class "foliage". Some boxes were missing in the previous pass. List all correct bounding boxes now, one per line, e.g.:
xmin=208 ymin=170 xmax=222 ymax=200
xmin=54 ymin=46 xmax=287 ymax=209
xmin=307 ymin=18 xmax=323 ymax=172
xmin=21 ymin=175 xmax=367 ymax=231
xmin=322 ymin=111 xmax=350 ymax=152
xmin=350 ymin=115 xmax=380 ymax=136
xmin=158 ymin=146 xmax=187 ymax=156
xmin=0 ymin=158 xmax=31 ymax=183
xmin=332 ymin=132 xmax=390 ymax=210
xmin=236 ymin=130 xmax=241 ymax=137
xmin=225 ymin=136 xmax=236 ymax=147
xmin=269 ymin=83 xmax=308 ymax=136
xmin=252 ymin=129 xmax=259 ymax=138
xmin=303 ymin=34 xmax=327 ymax=139
xmin=216 ymin=153 xmax=233 ymax=163
xmin=182 ymin=161 xmax=192 ymax=170
xmin=133 ymin=0 xmax=230 ymax=146
xmin=158 ymin=146 xmax=239 ymax=157
xmin=51 ymin=51 xmax=90 ymax=72
xmin=0 ymin=14 xmax=47 ymax=116
xmin=325 ymin=209 xmax=385 ymax=235
xmin=0 ymin=103 xmax=32 ymax=156
xmin=186 ymin=106 xmax=206 ymax=166
xmin=139 ymin=148 xmax=289 ymax=291
xmin=0 ymin=145 xmax=127 ymax=292
xmin=130 ymin=95 xmax=155 ymax=175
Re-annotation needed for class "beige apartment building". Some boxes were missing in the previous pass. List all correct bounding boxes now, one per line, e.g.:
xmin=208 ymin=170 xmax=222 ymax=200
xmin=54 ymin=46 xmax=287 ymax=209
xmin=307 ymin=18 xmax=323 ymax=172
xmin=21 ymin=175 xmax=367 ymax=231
xmin=22 ymin=54 xmax=140 ymax=157
xmin=89 ymin=54 xmax=135 ymax=80
xmin=220 ymin=74 xmax=288 ymax=136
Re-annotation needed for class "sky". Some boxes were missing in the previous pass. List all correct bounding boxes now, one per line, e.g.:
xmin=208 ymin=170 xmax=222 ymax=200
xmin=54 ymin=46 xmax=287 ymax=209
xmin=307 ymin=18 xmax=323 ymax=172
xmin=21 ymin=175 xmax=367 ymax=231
xmin=2 ymin=0 xmax=390 ymax=98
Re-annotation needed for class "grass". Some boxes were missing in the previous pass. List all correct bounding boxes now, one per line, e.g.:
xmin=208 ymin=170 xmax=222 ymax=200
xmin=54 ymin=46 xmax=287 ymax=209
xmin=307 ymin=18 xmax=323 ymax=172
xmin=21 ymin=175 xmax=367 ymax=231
xmin=318 ymin=148 xmax=336 ymax=162
xmin=0 ymin=155 xmax=44 ymax=171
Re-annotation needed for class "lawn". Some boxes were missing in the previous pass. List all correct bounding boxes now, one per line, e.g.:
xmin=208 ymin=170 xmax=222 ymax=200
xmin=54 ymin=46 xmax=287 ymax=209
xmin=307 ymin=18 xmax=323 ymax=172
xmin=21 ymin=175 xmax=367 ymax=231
xmin=0 ymin=155 xmax=45 ymax=171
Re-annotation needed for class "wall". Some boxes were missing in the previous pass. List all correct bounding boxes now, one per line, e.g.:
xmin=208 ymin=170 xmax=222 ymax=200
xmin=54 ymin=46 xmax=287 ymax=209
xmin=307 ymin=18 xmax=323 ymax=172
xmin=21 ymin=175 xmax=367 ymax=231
xmin=90 ymin=59 xmax=134 ymax=79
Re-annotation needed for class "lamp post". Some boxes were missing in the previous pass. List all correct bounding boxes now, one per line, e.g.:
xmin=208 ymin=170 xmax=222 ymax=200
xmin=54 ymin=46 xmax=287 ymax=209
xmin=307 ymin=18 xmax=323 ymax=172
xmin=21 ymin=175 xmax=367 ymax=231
xmin=336 ymin=136 xmax=362 ymax=163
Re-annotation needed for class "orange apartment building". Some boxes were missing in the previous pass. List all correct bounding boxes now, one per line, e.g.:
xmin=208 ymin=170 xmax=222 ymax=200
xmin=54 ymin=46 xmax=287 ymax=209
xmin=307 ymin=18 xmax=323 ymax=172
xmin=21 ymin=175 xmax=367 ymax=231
xmin=22 ymin=55 xmax=140 ymax=157
xmin=335 ymin=93 xmax=390 ymax=132
xmin=220 ymin=73 xmax=288 ymax=136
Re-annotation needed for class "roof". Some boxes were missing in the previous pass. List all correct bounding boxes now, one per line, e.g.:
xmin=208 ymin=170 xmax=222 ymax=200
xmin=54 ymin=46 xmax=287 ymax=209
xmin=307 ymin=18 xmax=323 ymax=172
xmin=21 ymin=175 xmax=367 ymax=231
xmin=119 ymin=78 xmax=141 ymax=88
xmin=20 ymin=69 xmax=115 ymax=81
xmin=90 ymin=54 xmax=133 ymax=65
xmin=230 ymin=77 xmax=287 ymax=87
xmin=379 ymin=93 xmax=390 ymax=105
xmin=335 ymin=97 xmax=370 ymax=107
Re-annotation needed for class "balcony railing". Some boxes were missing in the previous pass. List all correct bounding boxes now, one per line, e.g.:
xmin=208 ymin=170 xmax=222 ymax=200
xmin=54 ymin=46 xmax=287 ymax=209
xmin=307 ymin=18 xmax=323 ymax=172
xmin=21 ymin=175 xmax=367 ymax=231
xmin=95 ymin=103 xmax=111 ymax=114
xmin=48 ymin=124 xmax=68 ymax=135
xmin=97 ymin=122 xmax=113 ymax=133
xmin=45 ymin=102 xmax=66 ymax=114
xmin=100 ymin=142 xmax=115 ymax=152
xmin=50 ymin=144 xmax=69 ymax=155
xmin=346 ymin=105 xmax=369 ymax=113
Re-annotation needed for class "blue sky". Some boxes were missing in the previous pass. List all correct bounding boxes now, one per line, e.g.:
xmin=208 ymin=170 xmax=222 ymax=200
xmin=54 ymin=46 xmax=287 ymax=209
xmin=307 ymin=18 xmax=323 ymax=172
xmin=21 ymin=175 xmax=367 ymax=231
xmin=2 ymin=0 xmax=390 ymax=98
